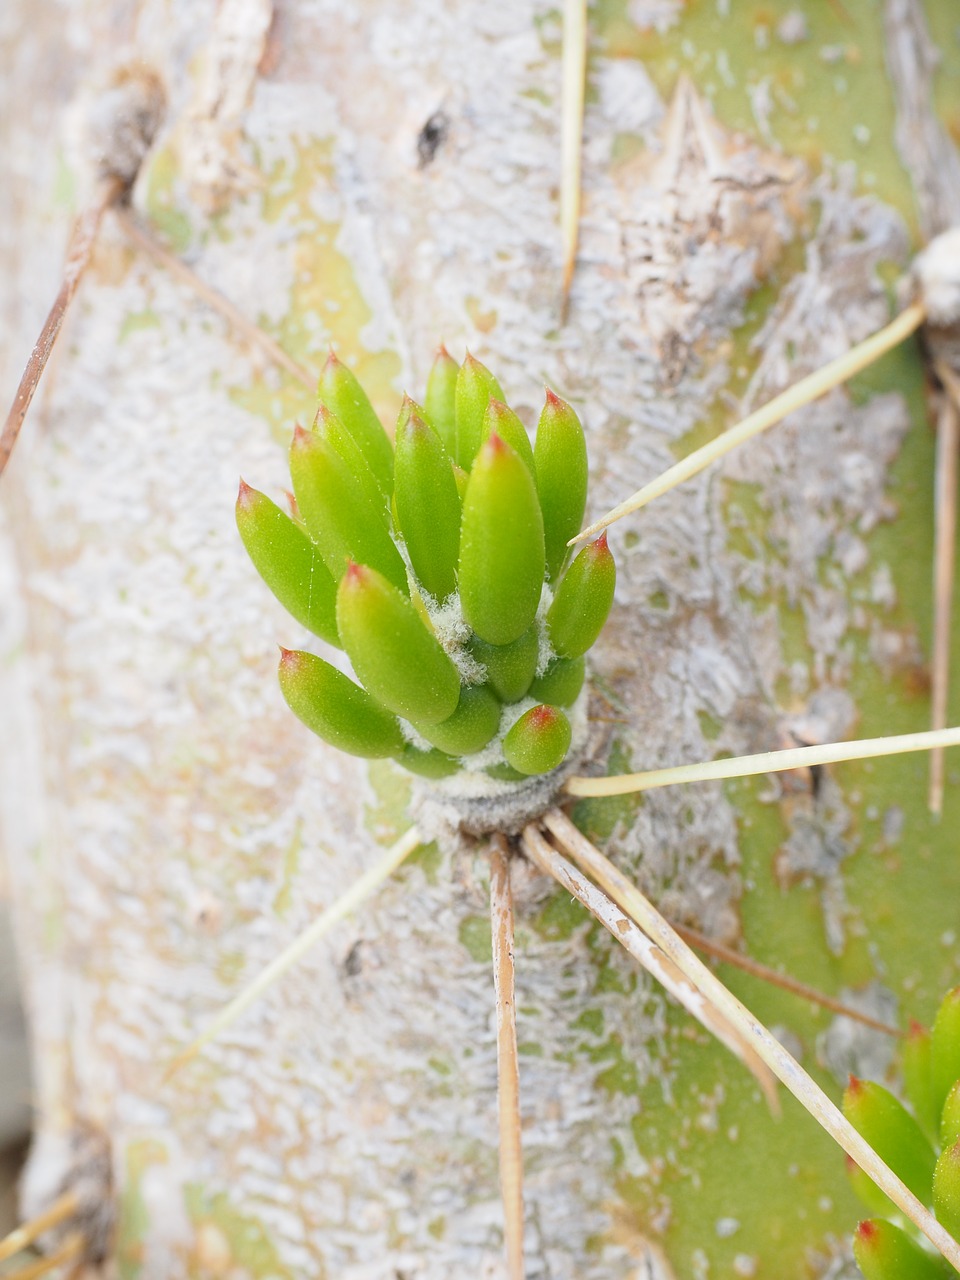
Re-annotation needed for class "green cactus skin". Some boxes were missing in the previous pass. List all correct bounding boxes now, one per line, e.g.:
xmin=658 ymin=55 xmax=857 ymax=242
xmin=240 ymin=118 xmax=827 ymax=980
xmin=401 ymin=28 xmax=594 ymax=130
xmin=934 ymin=1141 xmax=960 ymax=1242
xmin=842 ymin=1077 xmax=937 ymax=1204
xmin=535 ymin=389 xmax=588 ymax=582
xmin=529 ymin=656 xmax=585 ymax=707
xmin=459 ymin=434 xmax=546 ymax=645
xmin=904 ymin=1021 xmax=940 ymax=1140
xmin=278 ymin=649 xmax=404 ymax=758
xmin=853 ymin=1219 xmax=951 ymax=1280
xmin=318 ymin=350 xmax=394 ymax=497
xmin=470 ymin=628 xmax=539 ymax=703
xmin=546 ymin=534 xmax=616 ymax=659
xmin=336 ymin=562 xmax=460 ymax=726
xmin=502 ymin=705 xmax=572 ymax=776
xmin=289 ymin=425 xmax=408 ymax=594
xmin=415 ymin=684 xmax=502 ymax=756
xmin=940 ymin=1082 xmax=960 ymax=1149
xmin=424 ymin=345 xmax=458 ymax=456
xmin=235 ymin=482 xmax=340 ymax=647
xmin=454 ymin=353 xmax=504 ymax=470
xmin=482 ymin=398 xmax=535 ymax=476
xmin=394 ymin=412 xmax=461 ymax=602
xmin=932 ymin=988 xmax=960 ymax=1118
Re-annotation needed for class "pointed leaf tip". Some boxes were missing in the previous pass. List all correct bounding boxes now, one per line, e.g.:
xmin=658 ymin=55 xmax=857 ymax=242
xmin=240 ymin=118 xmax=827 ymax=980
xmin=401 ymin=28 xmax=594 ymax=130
xmin=855 ymin=1221 xmax=877 ymax=1243
xmin=236 ymin=477 xmax=254 ymax=506
xmin=292 ymin=422 xmax=311 ymax=447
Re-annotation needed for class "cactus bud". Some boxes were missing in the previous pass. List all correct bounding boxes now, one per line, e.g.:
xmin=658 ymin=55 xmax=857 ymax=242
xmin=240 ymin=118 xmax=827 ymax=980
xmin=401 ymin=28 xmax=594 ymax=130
xmin=904 ymin=1020 xmax=939 ymax=1139
xmin=482 ymin=398 xmax=535 ymax=475
xmin=424 ymin=344 xmax=458 ymax=455
xmin=415 ymin=685 xmax=502 ymax=756
xmin=243 ymin=352 xmax=613 ymax=788
xmin=933 ymin=1140 xmax=960 ymax=1242
xmin=314 ymin=403 xmax=389 ymax=526
xmin=844 ymin=1155 xmax=898 ymax=1219
xmin=941 ymin=1080 xmax=960 ymax=1149
xmin=503 ymin=704 xmax=572 ymax=776
xmin=529 ymin=655 xmax=585 ymax=707
xmin=546 ymin=534 xmax=616 ymax=659
xmin=843 ymin=1076 xmax=937 ymax=1203
xmin=394 ymin=411 xmax=461 ymax=602
xmin=289 ymin=425 xmax=408 ymax=594
xmin=337 ymin=563 xmax=460 ymax=726
xmin=236 ymin=482 xmax=340 ymax=646
xmin=932 ymin=988 xmax=960 ymax=1119
xmin=470 ymin=628 xmax=539 ymax=703
xmin=278 ymin=648 xmax=404 ymax=758
xmin=459 ymin=434 xmax=545 ymax=645
xmin=535 ymin=389 xmax=588 ymax=581
xmin=394 ymin=744 xmax=460 ymax=778
xmin=318 ymin=350 xmax=394 ymax=496
xmin=853 ymin=1219 xmax=948 ymax=1280
xmin=454 ymin=353 xmax=504 ymax=470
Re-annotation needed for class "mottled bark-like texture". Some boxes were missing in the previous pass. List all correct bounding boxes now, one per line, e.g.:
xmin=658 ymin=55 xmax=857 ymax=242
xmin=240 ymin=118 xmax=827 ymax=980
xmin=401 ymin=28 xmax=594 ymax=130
xmin=1 ymin=2 xmax=959 ymax=1277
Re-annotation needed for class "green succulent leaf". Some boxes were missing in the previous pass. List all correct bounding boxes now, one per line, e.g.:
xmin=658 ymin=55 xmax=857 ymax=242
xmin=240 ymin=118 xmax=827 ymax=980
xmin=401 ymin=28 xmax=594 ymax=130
xmin=844 ymin=1156 xmax=898 ymax=1219
xmin=236 ymin=481 xmax=340 ymax=647
xmin=485 ymin=761 xmax=528 ymax=782
xmin=535 ymin=389 xmax=588 ymax=582
xmin=424 ymin=345 xmax=458 ymax=456
xmin=394 ymin=411 xmax=461 ymax=602
xmin=278 ymin=648 xmax=404 ymax=758
xmin=318 ymin=350 xmax=394 ymax=497
xmin=529 ymin=655 xmax=585 ymax=707
xmin=941 ymin=1081 xmax=960 ymax=1149
xmin=502 ymin=704 xmax=572 ymax=776
xmin=337 ymin=562 xmax=460 ymax=726
xmin=454 ymin=353 xmax=504 ymax=470
xmin=393 ymin=743 xmax=460 ymax=778
xmin=934 ymin=1140 xmax=960 ymax=1242
xmin=853 ymin=1219 xmax=951 ymax=1280
xmin=482 ymin=398 xmax=535 ymax=476
xmin=546 ymin=533 xmax=616 ymax=658
xmin=289 ymin=425 xmax=408 ymax=594
xmin=904 ymin=1020 xmax=939 ymax=1140
xmin=314 ymin=403 xmax=390 ymax=526
xmin=459 ymin=434 xmax=545 ymax=645
xmin=415 ymin=684 xmax=502 ymax=756
xmin=842 ymin=1076 xmax=937 ymax=1204
xmin=470 ymin=628 xmax=539 ymax=703
xmin=932 ymin=988 xmax=960 ymax=1119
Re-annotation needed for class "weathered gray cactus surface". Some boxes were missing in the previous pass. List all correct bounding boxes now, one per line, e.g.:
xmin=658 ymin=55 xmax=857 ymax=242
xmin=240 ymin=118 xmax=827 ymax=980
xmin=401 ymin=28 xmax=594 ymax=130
xmin=1 ymin=2 xmax=959 ymax=1276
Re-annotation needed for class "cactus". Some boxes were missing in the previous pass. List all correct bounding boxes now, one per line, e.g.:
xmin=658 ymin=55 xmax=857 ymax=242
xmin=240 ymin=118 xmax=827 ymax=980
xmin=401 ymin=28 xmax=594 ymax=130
xmin=238 ymin=351 xmax=614 ymax=789
xmin=843 ymin=989 xmax=960 ymax=1279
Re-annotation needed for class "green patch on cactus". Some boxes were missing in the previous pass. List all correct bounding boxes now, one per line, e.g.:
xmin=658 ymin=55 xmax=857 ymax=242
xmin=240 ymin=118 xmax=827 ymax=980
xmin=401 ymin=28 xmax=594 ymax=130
xmin=115 ymin=1140 xmax=170 ymax=1280
xmin=594 ymin=3 xmax=916 ymax=227
xmin=183 ymin=1185 xmax=298 ymax=1280
xmin=231 ymin=138 xmax=402 ymax=435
